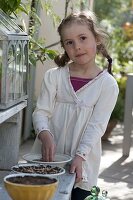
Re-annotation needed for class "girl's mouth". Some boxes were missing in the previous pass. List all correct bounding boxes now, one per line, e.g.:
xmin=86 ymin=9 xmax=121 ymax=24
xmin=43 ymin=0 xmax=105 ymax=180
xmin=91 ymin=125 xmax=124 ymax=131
xmin=76 ymin=53 xmax=85 ymax=57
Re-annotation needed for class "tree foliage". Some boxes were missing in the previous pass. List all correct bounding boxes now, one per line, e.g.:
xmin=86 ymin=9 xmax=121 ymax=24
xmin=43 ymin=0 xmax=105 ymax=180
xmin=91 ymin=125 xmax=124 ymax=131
xmin=93 ymin=0 xmax=133 ymax=122
xmin=0 ymin=0 xmax=21 ymax=15
xmin=94 ymin=0 xmax=131 ymax=25
xmin=0 ymin=0 xmax=60 ymax=65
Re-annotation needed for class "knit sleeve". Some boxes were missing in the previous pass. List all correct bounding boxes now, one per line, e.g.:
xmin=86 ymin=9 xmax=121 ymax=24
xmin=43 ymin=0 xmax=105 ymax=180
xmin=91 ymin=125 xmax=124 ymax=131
xmin=76 ymin=77 xmax=119 ymax=160
xmin=32 ymin=68 xmax=58 ymax=135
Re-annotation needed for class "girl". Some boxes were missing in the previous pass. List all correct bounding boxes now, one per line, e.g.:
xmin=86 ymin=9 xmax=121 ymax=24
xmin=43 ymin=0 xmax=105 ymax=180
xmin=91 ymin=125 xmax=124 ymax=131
xmin=32 ymin=10 xmax=119 ymax=200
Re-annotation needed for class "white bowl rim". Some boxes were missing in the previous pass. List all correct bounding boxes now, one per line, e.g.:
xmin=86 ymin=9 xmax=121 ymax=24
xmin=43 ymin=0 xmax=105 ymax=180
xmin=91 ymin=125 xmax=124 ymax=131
xmin=11 ymin=163 xmax=65 ymax=177
xmin=22 ymin=153 xmax=72 ymax=165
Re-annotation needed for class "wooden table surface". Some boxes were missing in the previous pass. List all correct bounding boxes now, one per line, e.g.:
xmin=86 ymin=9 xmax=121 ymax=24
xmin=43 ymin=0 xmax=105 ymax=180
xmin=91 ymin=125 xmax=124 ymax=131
xmin=53 ymin=172 xmax=75 ymax=200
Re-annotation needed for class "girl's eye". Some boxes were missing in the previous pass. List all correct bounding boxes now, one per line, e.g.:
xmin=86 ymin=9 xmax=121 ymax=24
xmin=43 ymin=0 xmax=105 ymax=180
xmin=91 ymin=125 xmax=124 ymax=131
xmin=80 ymin=36 xmax=87 ymax=41
xmin=65 ymin=40 xmax=73 ymax=45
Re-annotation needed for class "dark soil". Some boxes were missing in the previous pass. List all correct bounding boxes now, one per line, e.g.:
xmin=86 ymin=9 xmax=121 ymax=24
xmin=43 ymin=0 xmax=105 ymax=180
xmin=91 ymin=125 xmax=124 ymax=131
xmin=7 ymin=176 xmax=57 ymax=185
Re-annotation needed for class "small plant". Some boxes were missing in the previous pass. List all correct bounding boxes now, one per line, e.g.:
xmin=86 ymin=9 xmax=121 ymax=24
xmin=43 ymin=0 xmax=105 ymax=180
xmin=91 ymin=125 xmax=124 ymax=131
xmin=84 ymin=186 xmax=110 ymax=200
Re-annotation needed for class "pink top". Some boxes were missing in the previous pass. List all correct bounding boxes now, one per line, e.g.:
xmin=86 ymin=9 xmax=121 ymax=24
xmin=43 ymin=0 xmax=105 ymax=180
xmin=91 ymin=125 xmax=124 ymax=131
xmin=70 ymin=71 xmax=103 ymax=91
xmin=70 ymin=77 xmax=92 ymax=91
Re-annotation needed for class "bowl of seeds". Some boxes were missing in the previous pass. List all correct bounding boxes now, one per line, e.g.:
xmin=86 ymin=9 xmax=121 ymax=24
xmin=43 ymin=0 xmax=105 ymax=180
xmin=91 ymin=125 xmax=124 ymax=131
xmin=11 ymin=163 xmax=65 ymax=177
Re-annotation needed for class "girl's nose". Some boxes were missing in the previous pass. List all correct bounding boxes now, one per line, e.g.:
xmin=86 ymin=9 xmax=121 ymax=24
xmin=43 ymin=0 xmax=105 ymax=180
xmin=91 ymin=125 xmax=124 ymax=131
xmin=74 ymin=42 xmax=81 ymax=50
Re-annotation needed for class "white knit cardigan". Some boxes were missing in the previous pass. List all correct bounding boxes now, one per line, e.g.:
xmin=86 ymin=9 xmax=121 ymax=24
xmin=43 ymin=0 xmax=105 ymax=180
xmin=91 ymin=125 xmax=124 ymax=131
xmin=32 ymin=65 xmax=119 ymax=190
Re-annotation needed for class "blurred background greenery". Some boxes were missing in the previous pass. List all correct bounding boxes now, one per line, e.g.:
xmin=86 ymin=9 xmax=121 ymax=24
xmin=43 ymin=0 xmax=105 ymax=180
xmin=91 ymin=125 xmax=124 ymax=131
xmin=94 ymin=0 xmax=133 ymax=128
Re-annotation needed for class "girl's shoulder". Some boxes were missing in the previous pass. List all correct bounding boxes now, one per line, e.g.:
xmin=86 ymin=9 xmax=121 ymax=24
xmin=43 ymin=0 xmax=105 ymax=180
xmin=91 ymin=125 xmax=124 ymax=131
xmin=44 ymin=66 xmax=68 ymax=83
xmin=101 ymin=70 xmax=118 ymax=85
xmin=99 ymin=70 xmax=119 ymax=93
xmin=45 ymin=66 xmax=59 ymax=74
xmin=46 ymin=65 xmax=67 ymax=74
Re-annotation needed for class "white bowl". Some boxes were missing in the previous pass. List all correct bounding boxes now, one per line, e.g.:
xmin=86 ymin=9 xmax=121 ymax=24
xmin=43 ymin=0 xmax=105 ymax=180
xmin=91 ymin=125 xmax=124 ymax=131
xmin=23 ymin=153 xmax=72 ymax=167
xmin=11 ymin=163 xmax=65 ymax=177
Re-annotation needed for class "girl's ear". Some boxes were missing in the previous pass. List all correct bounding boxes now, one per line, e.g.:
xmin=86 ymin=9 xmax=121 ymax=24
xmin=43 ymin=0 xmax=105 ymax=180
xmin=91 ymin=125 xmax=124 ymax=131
xmin=96 ymin=41 xmax=101 ymax=46
xmin=96 ymin=37 xmax=101 ymax=45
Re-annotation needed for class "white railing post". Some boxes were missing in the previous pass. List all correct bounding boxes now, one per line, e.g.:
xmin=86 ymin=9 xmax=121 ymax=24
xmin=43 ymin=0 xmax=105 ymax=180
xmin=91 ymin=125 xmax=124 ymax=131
xmin=122 ymin=73 xmax=133 ymax=156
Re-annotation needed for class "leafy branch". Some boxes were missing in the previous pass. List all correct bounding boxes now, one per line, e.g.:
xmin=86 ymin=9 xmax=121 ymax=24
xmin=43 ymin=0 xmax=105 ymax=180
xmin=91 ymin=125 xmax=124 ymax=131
xmin=0 ymin=0 xmax=60 ymax=65
xmin=29 ymin=36 xmax=58 ymax=65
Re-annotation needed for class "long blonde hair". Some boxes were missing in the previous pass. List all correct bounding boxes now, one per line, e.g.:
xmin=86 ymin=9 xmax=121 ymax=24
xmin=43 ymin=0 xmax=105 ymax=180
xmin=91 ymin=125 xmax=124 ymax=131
xmin=54 ymin=11 xmax=112 ymax=75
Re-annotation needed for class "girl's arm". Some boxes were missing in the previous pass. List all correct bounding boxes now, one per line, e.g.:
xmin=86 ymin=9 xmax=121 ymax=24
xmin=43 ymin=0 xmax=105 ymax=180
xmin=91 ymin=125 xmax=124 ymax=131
xmin=76 ymin=79 xmax=119 ymax=160
xmin=32 ymin=68 xmax=58 ymax=161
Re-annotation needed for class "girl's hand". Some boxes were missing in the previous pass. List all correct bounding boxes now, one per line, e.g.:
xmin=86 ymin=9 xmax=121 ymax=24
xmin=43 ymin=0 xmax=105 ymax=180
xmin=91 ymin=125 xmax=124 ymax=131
xmin=70 ymin=155 xmax=85 ymax=183
xmin=38 ymin=131 xmax=56 ymax=162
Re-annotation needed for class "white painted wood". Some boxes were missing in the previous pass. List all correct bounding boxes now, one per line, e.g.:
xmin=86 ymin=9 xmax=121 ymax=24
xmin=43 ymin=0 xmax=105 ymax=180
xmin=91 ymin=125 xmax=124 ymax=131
xmin=123 ymin=74 xmax=133 ymax=156
xmin=0 ymin=101 xmax=27 ymax=124
xmin=0 ymin=112 xmax=22 ymax=169
xmin=0 ymin=101 xmax=27 ymax=169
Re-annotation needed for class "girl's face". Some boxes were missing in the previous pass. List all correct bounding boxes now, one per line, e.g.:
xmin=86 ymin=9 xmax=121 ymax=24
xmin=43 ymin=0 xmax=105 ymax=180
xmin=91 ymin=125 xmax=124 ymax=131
xmin=62 ymin=23 xmax=97 ymax=67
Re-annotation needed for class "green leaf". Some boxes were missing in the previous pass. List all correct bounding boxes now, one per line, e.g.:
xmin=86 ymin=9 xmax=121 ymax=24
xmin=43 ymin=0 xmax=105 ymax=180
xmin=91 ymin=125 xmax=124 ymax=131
xmin=8 ymin=0 xmax=21 ymax=10
xmin=18 ymin=3 xmax=28 ymax=15
xmin=45 ymin=49 xmax=58 ymax=60
xmin=0 ymin=0 xmax=21 ymax=14
xmin=29 ymin=53 xmax=37 ymax=66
